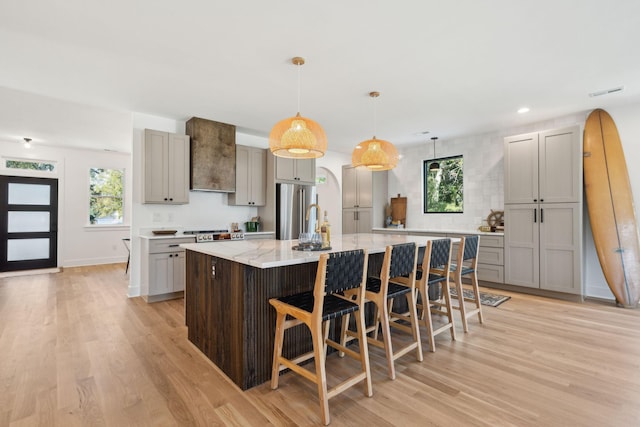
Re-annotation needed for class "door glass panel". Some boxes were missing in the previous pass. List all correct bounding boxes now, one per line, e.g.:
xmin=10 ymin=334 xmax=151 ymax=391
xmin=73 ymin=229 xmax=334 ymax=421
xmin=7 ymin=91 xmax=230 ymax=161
xmin=7 ymin=238 xmax=50 ymax=261
xmin=8 ymin=211 xmax=50 ymax=232
xmin=8 ymin=183 xmax=50 ymax=205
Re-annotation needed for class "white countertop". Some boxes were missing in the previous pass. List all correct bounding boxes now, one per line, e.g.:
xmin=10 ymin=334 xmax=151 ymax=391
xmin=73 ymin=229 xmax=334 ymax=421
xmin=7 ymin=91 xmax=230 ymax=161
xmin=139 ymin=233 xmax=195 ymax=240
xmin=180 ymin=233 xmax=459 ymax=269
xmin=139 ymin=231 xmax=274 ymax=240
xmin=372 ymin=227 xmax=504 ymax=237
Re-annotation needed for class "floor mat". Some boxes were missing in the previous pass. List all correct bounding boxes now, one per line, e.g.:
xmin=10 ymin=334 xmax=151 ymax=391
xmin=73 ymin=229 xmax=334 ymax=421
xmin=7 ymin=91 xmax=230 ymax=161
xmin=450 ymin=288 xmax=511 ymax=307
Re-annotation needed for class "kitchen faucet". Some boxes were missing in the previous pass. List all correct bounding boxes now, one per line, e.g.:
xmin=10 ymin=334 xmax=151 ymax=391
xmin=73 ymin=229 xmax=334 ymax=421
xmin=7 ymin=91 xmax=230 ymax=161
xmin=305 ymin=196 xmax=321 ymax=233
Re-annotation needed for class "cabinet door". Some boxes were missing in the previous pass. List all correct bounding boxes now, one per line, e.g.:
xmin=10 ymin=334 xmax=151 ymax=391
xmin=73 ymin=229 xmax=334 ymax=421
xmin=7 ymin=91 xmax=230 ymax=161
xmin=275 ymin=157 xmax=296 ymax=181
xmin=356 ymin=167 xmax=373 ymax=208
xmin=294 ymin=159 xmax=316 ymax=184
xmin=539 ymin=203 xmax=581 ymax=294
xmin=356 ymin=208 xmax=373 ymax=233
xmin=504 ymin=204 xmax=539 ymax=288
xmin=504 ymin=132 xmax=539 ymax=204
xmin=342 ymin=166 xmax=358 ymax=207
xmin=231 ymin=145 xmax=251 ymax=205
xmin=172 ymin=251 xmax=186 ymax=292
xmin=143 ymin=130 xmax=170 ymax=203
xmin=342 ymin=209 xmax=357 ymax=234
xmin=149 ymin=253 xmax=172 ymax=295
xmin=168 ymin=134 xmax=190 ymax=204
xmin=249 ymin=148 xmax=267 ymax=206
xmin=539 ymin=127 xmax=580 ymax=203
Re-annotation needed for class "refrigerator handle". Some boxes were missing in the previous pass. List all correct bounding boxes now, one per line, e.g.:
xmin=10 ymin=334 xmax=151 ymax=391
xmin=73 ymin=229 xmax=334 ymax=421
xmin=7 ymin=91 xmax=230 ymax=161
xmin=299 ymin=187 xmax=305 ymax=235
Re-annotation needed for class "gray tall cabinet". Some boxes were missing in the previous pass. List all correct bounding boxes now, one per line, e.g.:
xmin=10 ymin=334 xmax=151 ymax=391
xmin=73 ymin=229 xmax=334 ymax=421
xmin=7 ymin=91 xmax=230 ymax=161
xmin=503 ymin=125 xmax=582 ymax=295
xmin=342 ymin=165 xmax=387 ymax=234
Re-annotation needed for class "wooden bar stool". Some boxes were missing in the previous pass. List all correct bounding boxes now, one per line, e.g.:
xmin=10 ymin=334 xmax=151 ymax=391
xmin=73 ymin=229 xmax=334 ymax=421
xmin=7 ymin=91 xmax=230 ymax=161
xmin=269 ymin=249 xmax=372 ymax=426
xmin=397 ymin=238 xmax=456 ymax=352
xmin=449 ymin=235 xmax=483 ymax=332
xmin=342 ymin=242 xmax=422 ymax=380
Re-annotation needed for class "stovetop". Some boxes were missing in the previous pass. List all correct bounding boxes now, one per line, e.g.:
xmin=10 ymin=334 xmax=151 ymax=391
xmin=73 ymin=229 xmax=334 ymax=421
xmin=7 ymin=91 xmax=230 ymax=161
xmin=184 ymin=229 xmax=244 ymax=242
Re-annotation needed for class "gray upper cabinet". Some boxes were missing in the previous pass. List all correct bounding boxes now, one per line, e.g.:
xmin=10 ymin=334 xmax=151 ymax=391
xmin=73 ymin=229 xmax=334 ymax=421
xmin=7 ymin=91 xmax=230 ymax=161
xmin=228 ymin=145 xmax=266 ymax=206
xmin=504 ymin=126 xmax=580 ymax=204
xmin=342 ymin=165 xmax=373 ymax=208
xmin=142 ymin=129 xmax=190 ymax=204
xmin=275 ymin=157 xmax=315 ymax=184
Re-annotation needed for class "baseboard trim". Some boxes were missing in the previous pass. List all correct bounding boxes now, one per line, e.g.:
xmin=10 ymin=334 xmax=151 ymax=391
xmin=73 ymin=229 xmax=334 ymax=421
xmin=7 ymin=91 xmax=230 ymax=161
xmin=0 ymin=267 xmax=61 ymax=278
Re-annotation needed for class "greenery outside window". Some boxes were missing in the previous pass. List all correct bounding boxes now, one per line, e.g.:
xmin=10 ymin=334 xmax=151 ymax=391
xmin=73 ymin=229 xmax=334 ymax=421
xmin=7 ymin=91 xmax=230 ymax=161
xmin=90 ymin=168 xmax=124 ymax=225
xmin=5 ymin=158 xmax=56 ymax=172
xmin=423 ymin=156 xmax=464 ymax=213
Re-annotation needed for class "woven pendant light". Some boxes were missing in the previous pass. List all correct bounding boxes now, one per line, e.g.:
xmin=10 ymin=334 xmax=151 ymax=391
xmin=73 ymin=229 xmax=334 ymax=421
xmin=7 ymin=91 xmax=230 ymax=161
xmin=352 ymin=91 xmax=398 ymax=170
xmin=269 ymin=57 xmax=327 ymax=159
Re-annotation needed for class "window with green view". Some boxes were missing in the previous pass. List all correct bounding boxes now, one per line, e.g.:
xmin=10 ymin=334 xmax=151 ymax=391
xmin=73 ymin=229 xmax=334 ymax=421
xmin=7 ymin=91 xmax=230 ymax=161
xmin=89 ymin=168 xmax=124 ymax=225
xmin=423 ymin=156 xmax=464 ymax=213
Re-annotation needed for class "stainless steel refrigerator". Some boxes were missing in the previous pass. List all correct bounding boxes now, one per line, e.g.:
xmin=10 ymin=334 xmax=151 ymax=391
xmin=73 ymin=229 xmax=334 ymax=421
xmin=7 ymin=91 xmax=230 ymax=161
xmin=276 ymin=183 xmax=317 ymax=240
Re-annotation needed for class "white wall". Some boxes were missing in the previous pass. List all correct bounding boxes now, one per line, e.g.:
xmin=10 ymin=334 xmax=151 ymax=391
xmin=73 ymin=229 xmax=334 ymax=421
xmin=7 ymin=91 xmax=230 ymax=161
xmin=0 ymin=140 xmax=132 ymax=267
xmin=317 ymin=150 xmax=351 ymax=236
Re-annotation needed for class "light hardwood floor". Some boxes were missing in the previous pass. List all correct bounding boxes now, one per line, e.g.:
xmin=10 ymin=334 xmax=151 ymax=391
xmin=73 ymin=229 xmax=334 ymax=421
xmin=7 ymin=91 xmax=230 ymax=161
xmin=1 ymin=264 xmax=640 ymax=426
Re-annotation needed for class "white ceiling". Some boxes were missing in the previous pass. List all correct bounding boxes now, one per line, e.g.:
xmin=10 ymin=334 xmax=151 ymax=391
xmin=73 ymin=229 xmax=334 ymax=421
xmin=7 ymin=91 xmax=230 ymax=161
xmin=1 ymin=0 xmax=639 ymax=153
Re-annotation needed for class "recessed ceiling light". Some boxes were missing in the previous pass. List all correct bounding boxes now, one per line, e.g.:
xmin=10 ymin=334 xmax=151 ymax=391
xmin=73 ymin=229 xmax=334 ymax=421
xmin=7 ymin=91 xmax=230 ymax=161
xmin=517 ymin=107 xmax=530 ymax=114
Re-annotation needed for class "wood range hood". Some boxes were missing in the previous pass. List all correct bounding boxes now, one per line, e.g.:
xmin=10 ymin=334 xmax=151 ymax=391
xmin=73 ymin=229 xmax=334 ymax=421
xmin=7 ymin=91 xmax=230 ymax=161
xmin=186 ymin=116 xmax=236 ymax=192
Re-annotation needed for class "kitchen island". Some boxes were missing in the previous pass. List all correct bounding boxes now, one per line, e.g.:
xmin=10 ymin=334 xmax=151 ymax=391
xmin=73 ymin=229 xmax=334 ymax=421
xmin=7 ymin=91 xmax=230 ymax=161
xmin=181 ymin=233 xmax=452 ymax=390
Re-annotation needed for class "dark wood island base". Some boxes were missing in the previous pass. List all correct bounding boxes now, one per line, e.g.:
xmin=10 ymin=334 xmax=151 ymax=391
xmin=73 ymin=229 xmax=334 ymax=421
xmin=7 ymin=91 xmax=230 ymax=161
xmin=185 ymin=249 xmax=386 ymax=390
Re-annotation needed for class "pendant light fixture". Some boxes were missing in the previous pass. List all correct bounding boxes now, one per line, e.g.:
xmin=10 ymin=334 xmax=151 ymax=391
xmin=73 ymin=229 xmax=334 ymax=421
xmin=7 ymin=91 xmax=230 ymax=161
xmin=352 ymin=91 xmax=398 ymax=171
xmin=269 ymin=57 xmax=327 ymax=159
xmin=23 ymin=137 xmax=32 ymax=149
xmin=429 ymin=137 xmax=440 ymax=172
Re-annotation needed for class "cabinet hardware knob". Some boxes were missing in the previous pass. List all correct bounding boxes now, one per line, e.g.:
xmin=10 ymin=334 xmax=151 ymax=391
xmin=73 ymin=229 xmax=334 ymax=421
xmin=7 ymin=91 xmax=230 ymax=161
xmin=164 ymin=198 xmax=168 ymax=201
xmin=533 ymin=199 xmax=537 ymax=202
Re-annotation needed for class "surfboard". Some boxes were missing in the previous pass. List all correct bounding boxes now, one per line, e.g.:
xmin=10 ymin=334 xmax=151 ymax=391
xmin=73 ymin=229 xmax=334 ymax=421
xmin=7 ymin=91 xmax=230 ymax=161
xmin=583 ymin=108 xmax=640 ymax=308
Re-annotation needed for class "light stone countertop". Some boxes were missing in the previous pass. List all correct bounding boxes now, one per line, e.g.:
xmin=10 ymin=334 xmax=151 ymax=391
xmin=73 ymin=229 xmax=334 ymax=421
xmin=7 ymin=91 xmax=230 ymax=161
xmin=371 ymin=227 xmax=504 ymax=237
xmin=139 ymin=233 xmax=195 ymax=240
xmin=180 ymin=233 xmax=459 ymax=269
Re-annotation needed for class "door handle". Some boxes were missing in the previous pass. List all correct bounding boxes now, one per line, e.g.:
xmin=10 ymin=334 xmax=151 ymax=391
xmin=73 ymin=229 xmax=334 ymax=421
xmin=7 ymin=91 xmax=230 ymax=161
xmin=541 ymin=208 xmax=544 ymax=223
xmin=534 ymin=208 xmax=537 ymax=223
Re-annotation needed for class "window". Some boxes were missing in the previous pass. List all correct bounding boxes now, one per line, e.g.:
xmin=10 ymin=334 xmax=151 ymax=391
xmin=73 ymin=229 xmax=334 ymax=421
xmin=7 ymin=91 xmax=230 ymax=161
xmin=89 ymin=168 xmax=124 ymax=225
xmin=5 ymin=158 xmax=56 ymax=172
xmin=423 ymin=156 xmax=464 ymax=213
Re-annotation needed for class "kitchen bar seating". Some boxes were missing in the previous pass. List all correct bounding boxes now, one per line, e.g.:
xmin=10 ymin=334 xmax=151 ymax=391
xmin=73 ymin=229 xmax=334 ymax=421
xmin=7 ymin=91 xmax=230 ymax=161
xmin=342 ymin=243 xmax=423 ymax=380
xmin=396 ymin=238 xmax=455 ymax=352
xmin=269 ymin=249 xmax=372 ymax=426
xmin=450 ymin=235 xmax=483 ymax=332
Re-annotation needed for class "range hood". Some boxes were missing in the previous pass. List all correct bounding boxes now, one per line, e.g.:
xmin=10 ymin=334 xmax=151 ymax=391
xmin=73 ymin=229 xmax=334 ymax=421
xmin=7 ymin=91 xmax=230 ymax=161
xmin=186 ymin=116 xmax=236 ymax=192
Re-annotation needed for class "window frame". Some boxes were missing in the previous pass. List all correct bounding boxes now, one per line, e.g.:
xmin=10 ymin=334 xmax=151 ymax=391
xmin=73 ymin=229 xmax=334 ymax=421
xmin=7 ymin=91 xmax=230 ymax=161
xmin=88 ymin=167 xmax=125 ymax=226
xmin=423 ymin=155 xmax=464 ymax=214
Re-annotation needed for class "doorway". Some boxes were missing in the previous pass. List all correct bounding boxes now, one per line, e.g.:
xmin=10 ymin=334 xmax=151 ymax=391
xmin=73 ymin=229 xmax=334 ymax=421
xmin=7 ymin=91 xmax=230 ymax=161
xmin=0 ymin=175 xmax=59 ymax=272
xmin=315 ymin=167 xmax=341 ymax=236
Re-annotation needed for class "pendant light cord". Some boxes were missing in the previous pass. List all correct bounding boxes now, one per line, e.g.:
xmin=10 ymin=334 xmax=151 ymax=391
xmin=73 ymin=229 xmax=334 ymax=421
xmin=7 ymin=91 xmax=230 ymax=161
xmin=297 ymin=62 xmax=301 ymax=114
xmin=372 ymin=95 xmax=377 ymax=138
